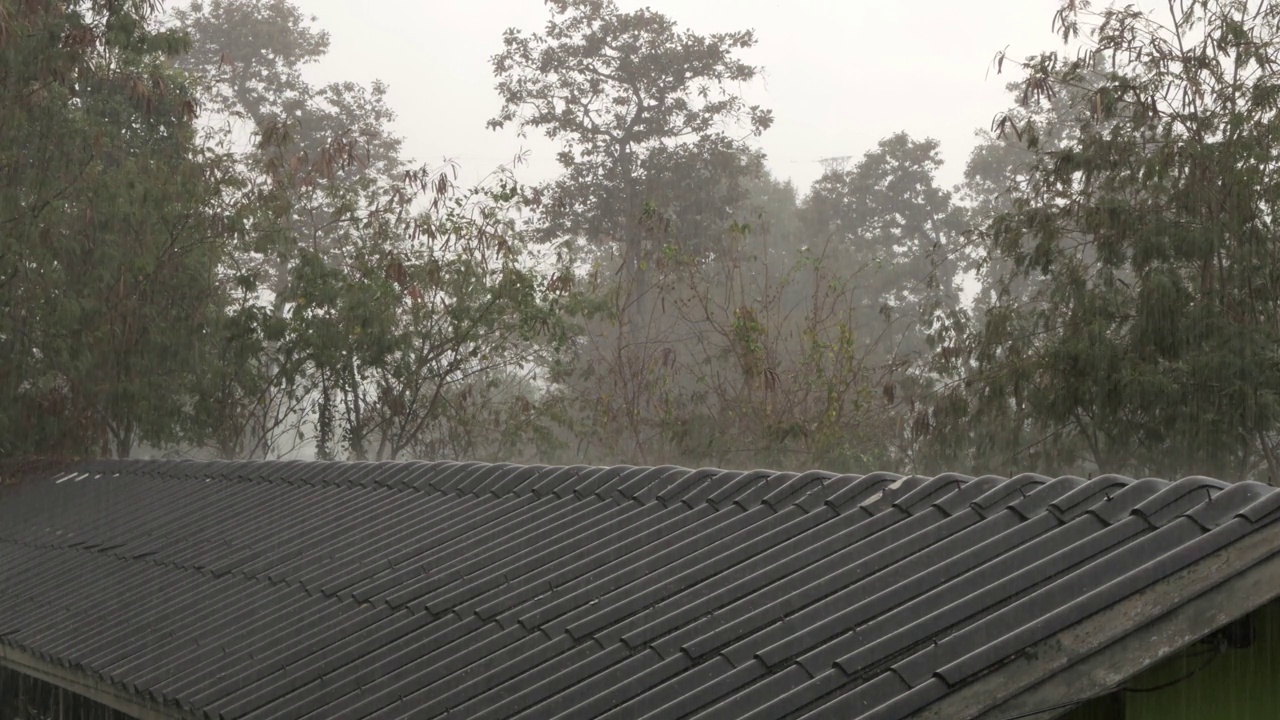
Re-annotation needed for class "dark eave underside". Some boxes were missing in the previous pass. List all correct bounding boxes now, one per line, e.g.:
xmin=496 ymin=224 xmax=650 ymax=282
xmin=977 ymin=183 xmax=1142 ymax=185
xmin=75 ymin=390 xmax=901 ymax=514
xmin=1 ymin=460 xmax=1279 ymax=720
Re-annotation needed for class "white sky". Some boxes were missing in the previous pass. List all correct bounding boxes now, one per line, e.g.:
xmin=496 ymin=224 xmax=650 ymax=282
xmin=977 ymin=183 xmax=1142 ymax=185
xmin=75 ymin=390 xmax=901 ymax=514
xmin=294 ymin=0 xmax=1067 ymax=194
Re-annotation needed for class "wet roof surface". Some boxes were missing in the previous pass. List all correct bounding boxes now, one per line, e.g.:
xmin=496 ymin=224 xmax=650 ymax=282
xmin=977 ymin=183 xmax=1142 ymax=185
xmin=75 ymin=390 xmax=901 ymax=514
xmin=1 ymin=460 xmax=1279 ymax=720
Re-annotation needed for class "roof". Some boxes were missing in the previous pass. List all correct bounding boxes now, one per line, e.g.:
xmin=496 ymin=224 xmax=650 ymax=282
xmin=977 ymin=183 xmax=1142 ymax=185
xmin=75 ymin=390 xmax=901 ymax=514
xmin=2 ymin=460 xmax=1280 ymax=720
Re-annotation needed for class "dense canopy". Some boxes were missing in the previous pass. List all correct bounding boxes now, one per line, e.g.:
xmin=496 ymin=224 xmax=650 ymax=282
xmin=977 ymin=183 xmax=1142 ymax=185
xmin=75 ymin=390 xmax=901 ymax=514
xmin=4 ymin=0 xmax=1280 ymax=483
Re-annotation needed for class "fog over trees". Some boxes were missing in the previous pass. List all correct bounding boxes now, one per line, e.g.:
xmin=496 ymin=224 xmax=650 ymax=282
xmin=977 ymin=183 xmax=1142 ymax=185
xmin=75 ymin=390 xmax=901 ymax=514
xmin=4 ymin=0 xmax=1280 ymax=482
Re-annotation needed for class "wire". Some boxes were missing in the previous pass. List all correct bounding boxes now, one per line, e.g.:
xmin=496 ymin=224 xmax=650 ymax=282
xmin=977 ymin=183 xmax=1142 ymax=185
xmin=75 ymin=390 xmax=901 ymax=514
xmin=988 ymin=642 xmax=1225 ymax=720
xmin=992 ymin=696 xmax=1106 ymax=720
xmin=1123 ymin=645 xmax=1222 ymax=693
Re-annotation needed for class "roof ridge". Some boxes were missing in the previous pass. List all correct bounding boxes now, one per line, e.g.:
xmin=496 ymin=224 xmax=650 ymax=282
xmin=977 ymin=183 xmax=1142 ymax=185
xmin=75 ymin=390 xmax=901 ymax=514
xmin=37 ymin=460 xmax=1208 ymax=520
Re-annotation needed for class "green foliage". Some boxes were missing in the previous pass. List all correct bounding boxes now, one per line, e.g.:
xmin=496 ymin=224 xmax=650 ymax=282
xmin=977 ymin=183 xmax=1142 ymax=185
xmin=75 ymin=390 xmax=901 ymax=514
xmin=1 ymin=0 xmax=572 ymax=463
xmin=932 ymin=0 xmax=1280 ymax=481
xmin=490 ymin=0 xmax=773 ymax=344
xmin=167 ymin=0 xmax=559 ymax=462
xmin=801 ymin=133 xmax=966 ymax=362
xmin=486 ymin=0 xmax=902 ymax=471
xmin=0 ymin=0 xmax=239 ymax=458
xmin=489 ymin=0 xmax=771 ymax=149
xmin=279 ymin=170 xmax=571 ymax=461
xmin=28 ymin=0 xmax=1280 ymax=483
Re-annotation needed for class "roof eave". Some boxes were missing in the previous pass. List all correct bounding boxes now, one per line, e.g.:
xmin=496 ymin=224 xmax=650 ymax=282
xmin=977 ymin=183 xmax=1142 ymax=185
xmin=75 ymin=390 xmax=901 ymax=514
xmin=911 ymin=514 xmax=1280 ymax=720
xmin=0 ymin=642 xmax=198 ymax=720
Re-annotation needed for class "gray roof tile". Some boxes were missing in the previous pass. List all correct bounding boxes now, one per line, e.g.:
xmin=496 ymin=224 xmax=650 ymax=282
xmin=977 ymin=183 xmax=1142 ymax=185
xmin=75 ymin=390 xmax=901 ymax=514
xmin=2 ymin=459 xmax=1279 ymax=719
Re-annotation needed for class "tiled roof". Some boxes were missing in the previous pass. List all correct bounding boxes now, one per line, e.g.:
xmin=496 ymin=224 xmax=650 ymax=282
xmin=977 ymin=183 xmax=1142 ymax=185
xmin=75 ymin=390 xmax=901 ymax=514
xmin=1 ymin=460 xmax=1279 ymax=720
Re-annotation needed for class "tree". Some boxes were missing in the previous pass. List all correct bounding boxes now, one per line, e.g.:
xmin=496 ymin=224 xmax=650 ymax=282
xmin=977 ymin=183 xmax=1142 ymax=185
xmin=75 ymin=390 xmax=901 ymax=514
xmin=487 ymin=0 xmax=787 ymax=467
xmin=800 ymin=133 xmax=966 ymax=363
xmin=0 ymin=0 xmax=242 ymax=458
xmin=931 ymin=0 xmax=1280 ymax=481
xmin=489 ymin=0 xmax=772 ymax=339
xmin=170 ymin=0 xmax=421 ymax=459
xmin=545 ymin=169 xmax=904 ymax=470
xmin=286 ymin=170 xmax=571 ymax=462
xmin=170 ymin=0 xmax=328 ymax=124
xmin=172 ymin=0 xmax=406 ymax=300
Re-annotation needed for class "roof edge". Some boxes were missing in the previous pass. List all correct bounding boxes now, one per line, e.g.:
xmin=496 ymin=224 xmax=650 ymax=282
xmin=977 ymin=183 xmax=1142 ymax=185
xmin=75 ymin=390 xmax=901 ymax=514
xmin=0 ymin=643 xmax=196 ymax=720
xmin=908 ymin=515 xmax=1280 ymax=720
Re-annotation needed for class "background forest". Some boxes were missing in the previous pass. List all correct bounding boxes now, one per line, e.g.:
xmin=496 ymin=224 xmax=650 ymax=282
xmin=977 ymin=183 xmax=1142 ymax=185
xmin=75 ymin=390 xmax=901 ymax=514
xmin=4 ymin=0 xmax=1280 ymax=482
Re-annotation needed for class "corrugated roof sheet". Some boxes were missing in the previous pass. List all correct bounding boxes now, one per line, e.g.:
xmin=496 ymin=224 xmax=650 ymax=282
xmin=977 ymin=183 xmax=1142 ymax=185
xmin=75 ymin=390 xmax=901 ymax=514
xmin=1 ymin=459 xmax=1279 ymax=720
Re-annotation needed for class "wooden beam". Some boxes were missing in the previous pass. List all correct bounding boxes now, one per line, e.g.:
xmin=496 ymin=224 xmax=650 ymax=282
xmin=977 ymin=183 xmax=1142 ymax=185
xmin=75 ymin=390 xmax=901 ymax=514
xmin=909 ymin=517 xmax=1280 ymax=720
xmin=0 ymin=643 xmax=196 ymax=720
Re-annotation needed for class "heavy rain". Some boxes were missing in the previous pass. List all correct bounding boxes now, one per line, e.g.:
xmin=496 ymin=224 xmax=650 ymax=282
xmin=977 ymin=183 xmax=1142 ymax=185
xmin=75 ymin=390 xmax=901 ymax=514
xmin=4 ymin=0 xmax=1280 ymax=719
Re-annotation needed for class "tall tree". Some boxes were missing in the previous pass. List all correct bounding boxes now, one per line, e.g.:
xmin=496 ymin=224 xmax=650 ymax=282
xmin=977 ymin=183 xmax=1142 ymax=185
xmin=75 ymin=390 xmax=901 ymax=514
xmin=489 ymin=0 xmax=772 ymax=338
xmin=800 ymin=133 xmax=965 ymax=363
xmin=171 ymin=0 xmax=421 ymax=459
xmin=0 ymin=0 xmax=240 ymax=458
xmin=172 ymin=0 xmax=406 ymax=299
xmin=932 ymin=0 xmax=1280 ymax=481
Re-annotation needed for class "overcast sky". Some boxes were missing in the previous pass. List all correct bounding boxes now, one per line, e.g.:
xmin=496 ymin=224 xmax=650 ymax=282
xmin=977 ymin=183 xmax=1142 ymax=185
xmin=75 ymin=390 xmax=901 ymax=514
xmin=293 ymin=0 xmax=1067 ymax=194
